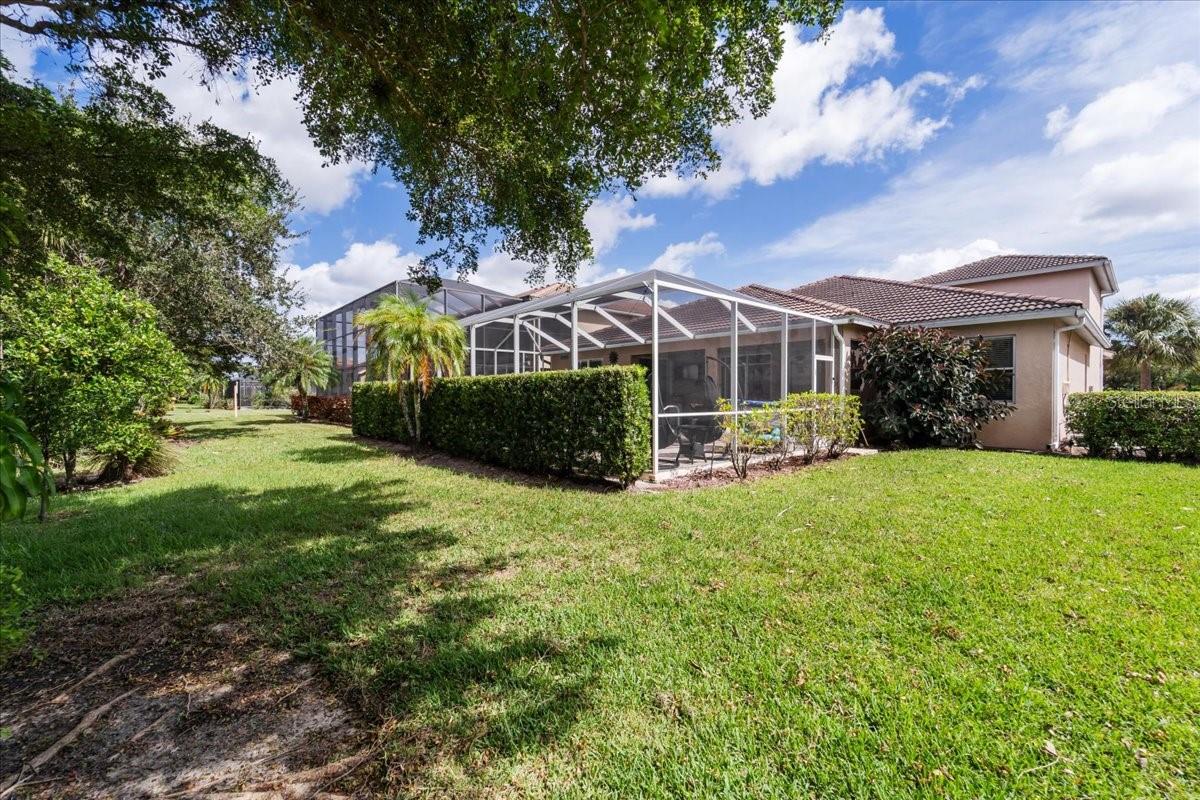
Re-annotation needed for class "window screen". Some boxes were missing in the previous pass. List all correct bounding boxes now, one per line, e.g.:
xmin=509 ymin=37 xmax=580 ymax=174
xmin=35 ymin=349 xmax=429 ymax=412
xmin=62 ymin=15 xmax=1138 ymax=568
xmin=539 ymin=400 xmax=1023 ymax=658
xmin=983 ymin=336 xmax=1015 ymax=402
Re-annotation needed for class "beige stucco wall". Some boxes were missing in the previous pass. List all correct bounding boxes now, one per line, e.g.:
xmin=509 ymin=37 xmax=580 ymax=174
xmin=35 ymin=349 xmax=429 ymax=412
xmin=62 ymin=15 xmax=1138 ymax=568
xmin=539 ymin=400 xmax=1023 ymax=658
xmin=842 ymin=318 xmax=1102 ymax=451
xmin=964 ymin=268 xmax=1103 ymax=321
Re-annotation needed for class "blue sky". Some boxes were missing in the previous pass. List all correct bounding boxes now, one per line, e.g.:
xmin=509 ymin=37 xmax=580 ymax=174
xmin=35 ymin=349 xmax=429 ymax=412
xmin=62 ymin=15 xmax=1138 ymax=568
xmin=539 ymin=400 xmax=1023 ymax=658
xmin=5 ymin=1 xmax=1199 ymax=315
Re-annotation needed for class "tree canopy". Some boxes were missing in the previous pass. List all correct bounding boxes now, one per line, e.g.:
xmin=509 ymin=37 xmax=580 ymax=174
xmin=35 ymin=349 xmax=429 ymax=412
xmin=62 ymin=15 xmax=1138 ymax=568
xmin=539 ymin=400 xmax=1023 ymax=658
xmin=1 ymin=0 xmax=843 ymax=285
xmin=1106 ymin=294 xmax=1200 ymax=390
xmin=0 ymin=70 xmax=304 ymax=372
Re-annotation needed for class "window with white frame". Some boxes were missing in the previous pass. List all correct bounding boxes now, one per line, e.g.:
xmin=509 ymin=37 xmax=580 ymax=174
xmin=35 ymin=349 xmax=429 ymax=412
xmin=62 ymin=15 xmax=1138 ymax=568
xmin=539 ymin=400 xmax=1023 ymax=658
xmin=982 ymin=336 xmax=1015 ymax=402
xmin=580 ymin=358 xmax=604 ymax=369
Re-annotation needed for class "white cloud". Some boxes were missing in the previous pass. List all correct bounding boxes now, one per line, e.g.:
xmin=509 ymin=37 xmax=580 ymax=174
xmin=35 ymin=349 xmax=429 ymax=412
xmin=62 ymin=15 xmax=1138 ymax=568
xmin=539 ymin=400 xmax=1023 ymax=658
xmin=1112 ymin=271 xmax=1200 ymax=304
xmin=288 ymin=240 xmax=421 ymax=316
xmin=582 ymin=196 xmax=656 ymax=255
xmin=0 ymin=27 xmax=43 ymax=82
xmin=147 ymin=56 xmax=369 ymax=215
xmin=1045 ymin=63 xmax=1200 ymax=153
xmin=646 ymin=232 xmax=724 ymax=276
xmin=862 ymin=238 xmax=1016 ymax=281
xmin=1078 ymin=139 xmax=1200 ymax=236
xmin=643 ymin=9 xmax=977 ymax=199
xmin=472 ymin=250 xmax=539 ymax=296
xmin=996 ymin=1 xmax=1200 ymax=93
xmin=763 ymin=2 xmax=1200 ymax=293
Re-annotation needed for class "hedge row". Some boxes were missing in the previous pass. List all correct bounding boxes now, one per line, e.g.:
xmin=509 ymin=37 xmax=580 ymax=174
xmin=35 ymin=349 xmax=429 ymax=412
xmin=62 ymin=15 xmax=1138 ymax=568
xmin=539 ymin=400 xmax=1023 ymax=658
xmin=352 ymin=366 xmax=652 ymax=484
xmin=291 ymin=393 xmax=352 ymax=425
xmin=1066 ymin=391 xmax=1199 ymax=461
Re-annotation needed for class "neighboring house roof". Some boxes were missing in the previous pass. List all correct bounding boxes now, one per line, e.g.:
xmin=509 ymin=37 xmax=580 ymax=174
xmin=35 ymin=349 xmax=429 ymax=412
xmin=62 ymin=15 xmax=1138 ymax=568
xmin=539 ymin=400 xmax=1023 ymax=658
xmin=738 ymin=283 xmax=869 ymax=319
xmin=915 ymin=254 xmax=1117 ymax=294
xmin=788 ymin=275 xmax=1082 ymax=325
xmin=521 ymin=282 xmax=573 ymax=299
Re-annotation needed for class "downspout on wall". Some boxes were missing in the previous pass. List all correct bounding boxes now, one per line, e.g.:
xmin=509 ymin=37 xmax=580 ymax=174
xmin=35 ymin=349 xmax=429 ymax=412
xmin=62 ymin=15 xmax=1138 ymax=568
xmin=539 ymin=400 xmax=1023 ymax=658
xmin=1049 ymin=311 xmax=1086 ymax=450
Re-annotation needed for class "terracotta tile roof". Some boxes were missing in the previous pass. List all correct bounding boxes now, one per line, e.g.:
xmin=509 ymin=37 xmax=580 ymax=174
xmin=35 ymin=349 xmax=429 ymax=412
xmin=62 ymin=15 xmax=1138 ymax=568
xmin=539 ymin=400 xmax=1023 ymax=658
xmin=590 ymin=288 xmax=810 ymax=346
xmin=914 ymin=254 xmax=1106 ymax=285
xmin=521 ymin=282 xmax=572 ymax=299
xmin=738 ymin=284 xmax=864 ymax=318
xmin=788 ymin=275 xmax=1081 ymax=324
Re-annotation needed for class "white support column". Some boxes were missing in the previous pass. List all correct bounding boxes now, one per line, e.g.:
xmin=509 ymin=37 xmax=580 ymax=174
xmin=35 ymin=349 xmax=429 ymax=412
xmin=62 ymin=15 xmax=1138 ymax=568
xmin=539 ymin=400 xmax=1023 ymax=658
xmin=811 ymin=318 xmax=817 ymax=392
xmin=651 ymin=281 xmax=660 ymax=481
xmin=469 ymin=325 xmax=477 ymax=376
xmin=731 ymin=301 xmax=740 ymax=456
xmin=781 ymin=315 xmax=789 ymax=401
xmin=570 ymin=302 xmax=579 ymax=370
xmin=513 ymin=315 xmax=521 ymax=374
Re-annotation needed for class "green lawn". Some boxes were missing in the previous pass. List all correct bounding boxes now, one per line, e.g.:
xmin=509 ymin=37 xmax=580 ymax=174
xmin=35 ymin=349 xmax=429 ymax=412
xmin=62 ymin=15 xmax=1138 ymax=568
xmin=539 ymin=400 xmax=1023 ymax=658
xmin=4 ymin=408 xmax=1198 ymax=798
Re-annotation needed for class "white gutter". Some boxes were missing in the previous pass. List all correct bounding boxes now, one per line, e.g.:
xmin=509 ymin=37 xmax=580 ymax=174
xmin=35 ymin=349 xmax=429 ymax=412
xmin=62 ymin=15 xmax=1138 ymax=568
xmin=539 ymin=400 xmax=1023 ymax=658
xmin=1050 ymin=310 xmax=1086 ymax=450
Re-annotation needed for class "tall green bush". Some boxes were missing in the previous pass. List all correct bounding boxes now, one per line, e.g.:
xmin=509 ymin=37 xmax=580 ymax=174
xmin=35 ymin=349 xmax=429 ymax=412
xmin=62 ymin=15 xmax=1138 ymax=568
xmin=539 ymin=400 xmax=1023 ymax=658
xmin=786 ymin=393 xmax=863 ymax=461
xmin=855 ymin=328 xmax=1012 ymax=448
xmin=353 ymin=366 xmax=651 ymax=484
xmin=1066 ymin=391 xmax=1199 ymax=461
xmin=0 ymin=257 xmax=187 ymax=492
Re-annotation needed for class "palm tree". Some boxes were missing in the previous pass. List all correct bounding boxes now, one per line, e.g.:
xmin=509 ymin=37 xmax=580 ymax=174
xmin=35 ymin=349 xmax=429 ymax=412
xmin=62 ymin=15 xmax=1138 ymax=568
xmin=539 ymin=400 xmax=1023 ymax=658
xmin=355 ymin=292 xmax=466 ymax=441
xmin=265 ymin=337 xmax=337 ymax=415
xmin=197 ymin=373 xmax=227 ymax=410
xmin=1106 ymin=294 xmax=1200 ymax=390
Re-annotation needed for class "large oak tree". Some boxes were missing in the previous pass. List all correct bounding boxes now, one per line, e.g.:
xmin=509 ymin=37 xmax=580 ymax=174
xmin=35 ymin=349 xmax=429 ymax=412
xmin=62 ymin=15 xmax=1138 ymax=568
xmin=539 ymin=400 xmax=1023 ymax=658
xmin=1 ymin=0 xmax=842 ymax=284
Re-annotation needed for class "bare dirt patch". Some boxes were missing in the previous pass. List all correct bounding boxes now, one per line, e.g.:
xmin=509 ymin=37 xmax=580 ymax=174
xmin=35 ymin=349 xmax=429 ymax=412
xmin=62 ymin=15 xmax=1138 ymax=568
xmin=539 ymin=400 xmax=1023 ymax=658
xmin=0 ymin=578 xmax=377 ymax=799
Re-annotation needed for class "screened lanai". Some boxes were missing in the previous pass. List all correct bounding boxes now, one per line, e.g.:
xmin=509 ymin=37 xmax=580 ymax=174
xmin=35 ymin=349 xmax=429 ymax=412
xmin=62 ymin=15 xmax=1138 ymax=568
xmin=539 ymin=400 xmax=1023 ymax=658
xmin=317 ymin=278 xmax=519 ymax=394
xmin=458 ymin=269 xmax=846 ymax=480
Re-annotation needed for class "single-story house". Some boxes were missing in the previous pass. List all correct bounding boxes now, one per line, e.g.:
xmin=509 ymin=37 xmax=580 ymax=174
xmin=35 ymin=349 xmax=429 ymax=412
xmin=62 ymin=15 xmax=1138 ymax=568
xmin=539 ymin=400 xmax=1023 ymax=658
xmin=319 ymin=253 xmax=1116 ymax=474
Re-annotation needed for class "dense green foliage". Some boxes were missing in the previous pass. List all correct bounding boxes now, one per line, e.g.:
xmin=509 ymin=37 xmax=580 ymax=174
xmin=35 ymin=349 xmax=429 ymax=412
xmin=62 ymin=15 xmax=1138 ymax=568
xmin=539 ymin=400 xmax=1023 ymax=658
xmin=0 ymin=380 xmax=52 ymax=521
xmin=1066 ymin=391 xmax=1200 ymax=461
xmin=786 ymin=392 xmax=863 ymax=460
xmin=1105 ymin=294 xmax=1200 ymax=391
xmin=354 ymin=367 xmax=652 ymax=484
xmin=0 ymin=564 xmax=25 ymax=661
xmin=355 ymin=293 xmax=466 ymax=440
xmin=1 ymin=0 xmax=841 ymax=283
xmin=349 ymin=382 xmax=406 ymax=441
xmin=856 ymin=328 xmax=1013 ymax=448
xmin=263 ymin=337 xmax=337 ymax=411
xmin=717 ymin=393 xmax=863 ymax=477
xmin=4 ymin=409 xmax=1197 ymax=797
xmin=1105 ymin=357 xmax=1200 ymax=391
xmin=0 ymin=258 xmax=186 ymax=490
xmin=0 ymin=70 xmax=302 ymax=371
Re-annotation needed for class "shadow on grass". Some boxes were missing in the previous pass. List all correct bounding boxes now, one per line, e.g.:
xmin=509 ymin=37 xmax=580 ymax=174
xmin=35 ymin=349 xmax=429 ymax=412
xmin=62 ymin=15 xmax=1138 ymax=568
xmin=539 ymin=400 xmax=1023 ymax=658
xmin=309 ymin=432 xmax=625 ymax=495
xmin=177 ymin=413 xmax=299 ymax=443
xmin=4 ymin=473 xmax=617 ymax=792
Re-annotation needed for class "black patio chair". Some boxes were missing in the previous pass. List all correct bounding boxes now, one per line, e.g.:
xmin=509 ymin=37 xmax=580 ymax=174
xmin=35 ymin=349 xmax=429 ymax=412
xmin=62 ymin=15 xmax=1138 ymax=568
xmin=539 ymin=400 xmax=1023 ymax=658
xmin=677 ymin=376 xmax=727 ymax=471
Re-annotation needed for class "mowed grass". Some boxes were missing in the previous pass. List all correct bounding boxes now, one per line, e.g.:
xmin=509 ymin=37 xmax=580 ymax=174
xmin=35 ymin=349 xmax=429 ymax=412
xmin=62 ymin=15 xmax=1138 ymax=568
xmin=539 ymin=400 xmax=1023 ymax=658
xmin=3 ymin=408 xmax=1198 ymax=798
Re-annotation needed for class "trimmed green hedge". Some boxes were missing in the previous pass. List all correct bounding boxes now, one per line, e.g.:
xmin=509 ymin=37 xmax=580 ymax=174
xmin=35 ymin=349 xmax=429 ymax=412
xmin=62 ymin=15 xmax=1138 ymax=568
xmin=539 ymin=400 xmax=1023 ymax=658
xmin=1066 ymin=391 xmax=1200 ymax=461
xmin=351 ymin=382 xmax=408 ymax=441
xmin=353 ymin=366 xmax=652 ymax=484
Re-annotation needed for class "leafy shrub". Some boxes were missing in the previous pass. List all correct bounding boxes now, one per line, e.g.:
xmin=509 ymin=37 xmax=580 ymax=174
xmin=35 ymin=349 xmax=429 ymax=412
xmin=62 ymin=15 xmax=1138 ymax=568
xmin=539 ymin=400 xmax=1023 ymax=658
xmin=1 ymin=258 xmax=186 ymax=487
xmin=0 ymin=565 xmax=27 ymax=663
xmin=351 ymin=382 xmax=408 ymax=441
xmin=291 ymin=394 xmax=352 ymax=424
xmin=1066 ymin=391 xmax=1200 ymax=461
xmin=718 ymin=393 xmax=863 ymax=478
xmin=855 ymin=328 xmax=1012 ymax=448
xmin=355 ymin=367 xmax=652 ymax=485
xmin=88 ymin=420 xmax=178 ymax=482
xmin=786 ymin=393 xmax=863 ymax=461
